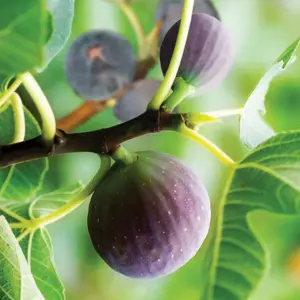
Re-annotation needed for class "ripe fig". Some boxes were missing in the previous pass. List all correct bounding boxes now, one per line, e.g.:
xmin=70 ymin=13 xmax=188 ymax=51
xmin=88 ymin=151 xmax=210 ymax=278
xmin=160 ymin=13 xmax=235 ymax=93
xmin=64 ymin=30 xmax=137 ymax=100
xmin=113 ymin=79 xmax=161 ymax=122
xmin=156 ymin=0 xmax=220 ymax=43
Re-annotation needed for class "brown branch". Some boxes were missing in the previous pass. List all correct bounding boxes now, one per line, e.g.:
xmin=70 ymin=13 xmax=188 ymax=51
xmin=134 ymin=56 xmax=157 ymax=80
xmin=0 ymin=110 xmax=185 ymax=169
xmin=56 ymin=99 xmax=116 ymax=132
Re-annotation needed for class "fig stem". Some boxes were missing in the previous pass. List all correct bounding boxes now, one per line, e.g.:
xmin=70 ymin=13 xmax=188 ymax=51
xmin=0 ymin=77 xmax=22 ymax=107
xmin=111 ymin=145 xmax=138 ymax=165
xmin=19 ymin=73 xmax=56 ymax=145
xmin=116 ymin=0 xmax=145 ymax=56
xmin=178 ymin=124 xmax=235 ymax=166
xmin=148 ymin=0 xmax=195 ymax=110
xmin=162 ymin=77 xmax=195 ymax=111
xmin=203 ymin=108 xmax=243 ymax=118
xmin=143 ymin=20 xmax=163 ymax=59
xmin=185 ymin=113 xmax=218 ymax=130
xmin=17 ymin=228 xmax=32 ymax=242
xmin=10 ymin=93 xmax=26 ymax=144
xmin=0 ymin=206 xmax=30 ymax=224
xmin=20 ymin=155 xmax=111 ymax=229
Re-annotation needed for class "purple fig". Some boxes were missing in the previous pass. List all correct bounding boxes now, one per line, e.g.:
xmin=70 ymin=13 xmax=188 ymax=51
xmin=88 ymin=151 xmax=210 ymax=278
xmin=113 ymin=79 xmax=161 ymax=122
xmin=64 ymin=30 xmax=137 ymax=100
xmin=160 ymin=13 xmax=235 ymax=93
xmin=156 ymin=0 xmax=220 ymax=43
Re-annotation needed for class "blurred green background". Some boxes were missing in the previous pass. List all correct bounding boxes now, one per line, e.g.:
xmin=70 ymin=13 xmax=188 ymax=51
xmin=36 ymin=0 xmax=300 ymax=299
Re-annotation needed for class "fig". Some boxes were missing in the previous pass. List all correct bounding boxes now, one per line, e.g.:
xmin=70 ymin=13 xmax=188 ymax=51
xmin=160 ymin=13 xmax=235 ymax=93
xmin=113 ymin=79 xmax=161 ymax=122
xmin=88 ymin=151 xmax=210 ymax=278
xmin=156 ymin=0 xmax=220 ymax=43
xmin=64 ymin=30 xmax=137 ymax=100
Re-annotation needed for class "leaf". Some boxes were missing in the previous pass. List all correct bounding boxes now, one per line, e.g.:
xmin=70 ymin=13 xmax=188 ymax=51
xmin=0 ymin=106 xmax=48 ymax=201
xmin=0 ymin=168 xmax=83 ymax=300
xmin=44 ymin=12 xmax=54 ymax=44
xmin=20 ymin=229 xmax=65 ymax=300
xmin=0 ymin=183 xmax=83 ymax=300
xmin=0 ymin=0 xmax=50 ymax=76
xmin=0 ymin=75 xmax=12 ymax=93
xmin=0 ymin=180 xmax=84 ymax=300
xmin=40 ymin=0 xmax=75 ymax=70
xmin=31 ymin=182 xmax=84 ymax=218
xmin=0 ymin=182 xmax=84 ymax=299
xmin=0 ymin=182 xmax=84 ymax=300
xmin=240 ymin=37 xmax=300 ymax=148
xmin=0 ymin=102 xmax=68 ymax=299
xmin=204 ymin=131 xmax=300 ymax=300
xmin=0 ymin=216 xmax=44 ymax=300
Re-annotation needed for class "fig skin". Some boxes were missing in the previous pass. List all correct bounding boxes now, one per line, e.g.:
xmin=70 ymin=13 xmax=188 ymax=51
xmin=156 ymin=0 xmax=220 ymax=43
xmin=65 ymin=30 xmax=137 ymax=100
xmin=160 ymin=13 xmax=235 ymax=93
xmin=113 ymin=79 xmax=161 ymax=122
xmin=88 ymin=151 xmax=211 ymax=278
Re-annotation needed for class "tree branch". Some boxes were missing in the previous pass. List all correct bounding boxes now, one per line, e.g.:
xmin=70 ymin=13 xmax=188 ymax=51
xmin=56 ymin=99 xmax=116 ymax=132
xmin=0 ymin=110 xmax=185 ymax=168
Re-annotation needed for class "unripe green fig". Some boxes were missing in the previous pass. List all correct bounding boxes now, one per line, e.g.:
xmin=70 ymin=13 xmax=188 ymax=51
xmin=88 ymin=151 xmax=210 ymax=278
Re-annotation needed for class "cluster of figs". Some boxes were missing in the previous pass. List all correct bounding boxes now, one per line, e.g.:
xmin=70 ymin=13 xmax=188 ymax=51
xmin=64 ymin=0 xmax=235 ymax=278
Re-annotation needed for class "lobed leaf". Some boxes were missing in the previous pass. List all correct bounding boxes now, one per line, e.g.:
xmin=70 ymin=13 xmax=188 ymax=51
xmin=240 ymin=37 xmax=300 ymax=148
xmin=204 ymin=131 xmax=300 ymax=300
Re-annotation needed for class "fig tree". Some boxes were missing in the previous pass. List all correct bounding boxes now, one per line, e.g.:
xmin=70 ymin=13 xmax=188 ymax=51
xmin=88 ymin=151 xmax=210 ymax=278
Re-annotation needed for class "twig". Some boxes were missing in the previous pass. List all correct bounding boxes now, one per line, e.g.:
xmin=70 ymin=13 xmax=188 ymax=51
xmin=0 ymin=110 xmax=184 ymax=168
xmin=56 ymin=99 xmax=116 ymax=132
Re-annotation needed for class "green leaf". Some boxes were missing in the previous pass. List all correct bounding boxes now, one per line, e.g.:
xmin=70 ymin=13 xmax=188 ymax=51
xmin=0 ymin=101 xmax=68 ymax=299
xmin=44 ymin=12 xmax=54 ymax=44
xmin=20 ymin=229 xmax=65 ymax=300
xmin=0 ymin=176 xmax=83 ymax=300
xmin=0 ymin=176 xmax=83 ymax=299
xmin=204 ymin=131 xmax=300 ymax=300
xmin=0 ymin=216 xmax=44 ymax=300
xmin=0 ymin=75 xmax=12 ymax=93
xmin=240 ymin=37 xmax=300 ymax=148
xmin=31 ymin=182 xmax=84 ymax=218
xmin=41 ymin=0 xmax=74 ymax=70
xmin=0 ymin=106 xmax=47 ymax=200
xmin=265 ymin=77 xmax=300 ymax=132
xmin=0 ymin=182 xmax=83 ymax=300
xmin=0 ymin=0 xmax=49 ymax=76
